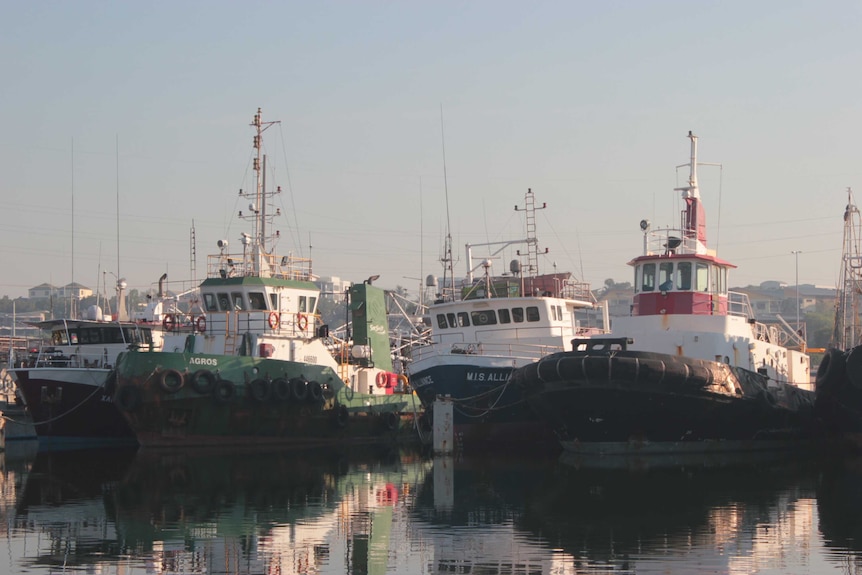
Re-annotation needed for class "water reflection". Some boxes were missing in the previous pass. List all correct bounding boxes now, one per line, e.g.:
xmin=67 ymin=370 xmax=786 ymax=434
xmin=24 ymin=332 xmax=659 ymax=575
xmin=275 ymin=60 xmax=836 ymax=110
xmin=4 ymin=444 xmax=862 ymax=574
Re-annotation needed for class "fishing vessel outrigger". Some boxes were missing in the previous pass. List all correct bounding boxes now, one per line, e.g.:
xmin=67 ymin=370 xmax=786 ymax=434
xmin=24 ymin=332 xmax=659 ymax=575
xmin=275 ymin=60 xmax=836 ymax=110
xmin=111 ymin=109 xmax=418 ymax=447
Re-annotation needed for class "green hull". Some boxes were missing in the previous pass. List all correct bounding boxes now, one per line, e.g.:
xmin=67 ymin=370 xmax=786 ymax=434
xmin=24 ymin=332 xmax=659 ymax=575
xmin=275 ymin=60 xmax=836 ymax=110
xmin=113 ymin=350 xmax=422 ymax=447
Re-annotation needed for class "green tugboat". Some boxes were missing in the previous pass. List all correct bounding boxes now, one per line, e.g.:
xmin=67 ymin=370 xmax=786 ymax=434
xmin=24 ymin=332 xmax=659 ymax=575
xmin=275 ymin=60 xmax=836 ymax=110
xmin=112 ymin=109 xmax=420 ymax=447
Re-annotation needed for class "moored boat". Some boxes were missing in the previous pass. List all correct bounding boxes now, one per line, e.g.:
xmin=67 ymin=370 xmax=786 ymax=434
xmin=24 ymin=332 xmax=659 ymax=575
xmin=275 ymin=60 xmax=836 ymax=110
xmin=406 ymin=189 xmax=604 ymax=452
xmin=8 ymin=302 xmax=168 ymax=447
xmin=111 ymin=108 xmax=419 ymax=448
xmin=812 ymin=189 xmax=862 ymax=451
xmin=512 ymin=132 xmax=818 ymax=456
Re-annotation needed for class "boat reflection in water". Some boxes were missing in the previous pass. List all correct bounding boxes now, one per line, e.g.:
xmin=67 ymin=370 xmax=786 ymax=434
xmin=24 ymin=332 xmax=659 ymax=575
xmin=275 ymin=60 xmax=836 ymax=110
xmin=6 ymin=446 xmax=862 ymax=574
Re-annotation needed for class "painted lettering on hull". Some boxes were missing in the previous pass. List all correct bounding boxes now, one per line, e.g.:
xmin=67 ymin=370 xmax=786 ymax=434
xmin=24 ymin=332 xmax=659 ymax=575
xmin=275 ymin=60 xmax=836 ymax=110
xmin=190 ymin=357 xmax=218 ymax=367
xmin=466 ymin=371 xmax=510 ymax=382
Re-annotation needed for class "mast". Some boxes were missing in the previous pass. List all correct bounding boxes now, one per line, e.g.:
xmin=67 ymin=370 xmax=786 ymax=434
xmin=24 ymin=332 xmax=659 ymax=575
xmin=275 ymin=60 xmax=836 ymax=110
xmin=674 ymin=131 xmax=708 ymax=253
xmin=244 ymin=108 xmax=280 ymax=276
xmin=832 ymin=188 xmax=862 ymax=349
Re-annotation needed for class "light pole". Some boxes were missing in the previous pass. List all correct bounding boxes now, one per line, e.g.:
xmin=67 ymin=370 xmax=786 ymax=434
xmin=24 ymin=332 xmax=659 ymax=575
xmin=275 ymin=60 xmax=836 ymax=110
xmin=792 ymin=250 xmax=802 ymax=331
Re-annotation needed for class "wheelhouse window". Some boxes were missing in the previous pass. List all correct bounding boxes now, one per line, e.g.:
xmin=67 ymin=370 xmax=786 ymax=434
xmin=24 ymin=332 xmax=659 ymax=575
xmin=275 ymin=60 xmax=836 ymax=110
xmin=498 ymin=309 xmax=511 ymax=324
xmin=676 ymin=262 xmax=692 ymax=290
xmin=231 ymin=292 xmax=246 ymax=310
xmin=696 ymin=263 xmax=709 ymax=292
xmin=204 ymin=293 xmax=219 ymax=312
xmin=526 ymin=306 xmax=540 ymax=322
xmin=641 ymin=263 xmax=656 ymax=292
xmin=457 ymin=312 xmax=470 ymax=327
xmin=712 ymin=266 xmax=727 ymax=294
xmin=436 ymin=314 xmax=448 ymax=329
xmin=218 ymin=293 xmax=231 ymax=311
xmin=270 ymin=293 xmax=278 ymax=310
xmin=446 ymin=313 xmax=456 ymax=327
xmin=658 ymin=262 xmax=674 ymax=291
xmin=299 ymin=296 xmax=307 ymax=313
xmin=79 ymin=328 xmax=102 ymax=344
xmin=512 ymin=307 xmax=524 ymax=323
xmin=249 ymin=292 xmax=268 ymax=310
xmin=470 ymin=309 xmax=497 ymax=326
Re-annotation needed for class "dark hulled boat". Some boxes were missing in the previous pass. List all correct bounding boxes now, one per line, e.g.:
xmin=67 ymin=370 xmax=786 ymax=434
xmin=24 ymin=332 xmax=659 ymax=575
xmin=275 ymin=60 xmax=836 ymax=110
xmin=513 ymin=132 xmax=817 ymax=456
xmin=406 ymin=189 xmax=602 ymax=452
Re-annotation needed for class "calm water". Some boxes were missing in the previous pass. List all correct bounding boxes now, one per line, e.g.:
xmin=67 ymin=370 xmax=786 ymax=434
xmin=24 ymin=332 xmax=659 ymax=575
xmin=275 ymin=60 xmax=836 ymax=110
xmin=1 ymin=440 xmax=862 ymax=575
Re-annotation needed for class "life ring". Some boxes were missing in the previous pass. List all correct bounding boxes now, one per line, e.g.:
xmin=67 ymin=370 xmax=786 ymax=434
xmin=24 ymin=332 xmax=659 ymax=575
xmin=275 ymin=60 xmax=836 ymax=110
xmin=190 ymin=369 xmax=217 ymax=394
xmin=158 ymin=368 xmax=185 ymax=393
xmin=272 ymin=377 xmax=292 ymax=401
xmin=162 ymin=314 xmax=176 ymax=331
xmin=375 ymin=371 xmax=388 ymax=388
xmin=115 ymin=384 xmax=142 ymax=412
xmin=196 ymin=316 xmax=207 ymax=333
xmin=249 ymin=378 xmax=271 ymax=402
xmin=297 ymin=313 xmax=308 ymax=331
xmin=268 ymin=312 xmax=280 ymax=329
xmin=212 ymin=379 xmax=236 ymax=403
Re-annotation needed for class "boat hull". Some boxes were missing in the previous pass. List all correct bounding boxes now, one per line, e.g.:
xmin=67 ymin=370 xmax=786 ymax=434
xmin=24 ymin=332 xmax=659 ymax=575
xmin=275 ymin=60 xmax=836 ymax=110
xmin=9 ymin=367 xmax=136 ymax=447
xmin=813 ymin=347 xmax=862 ymax=452
xmin=409 ymin=360 xmax=560 ymax=451
xmin=513 ymin=348 xmax=818 ymax=455
xmin=114 ymin=350 xmax=420 ymax=448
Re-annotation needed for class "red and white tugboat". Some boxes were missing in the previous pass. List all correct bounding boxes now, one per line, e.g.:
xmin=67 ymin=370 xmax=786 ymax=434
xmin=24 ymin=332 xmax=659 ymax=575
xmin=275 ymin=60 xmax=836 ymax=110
xmin=514 ymin=132 xmax=817 ymax=457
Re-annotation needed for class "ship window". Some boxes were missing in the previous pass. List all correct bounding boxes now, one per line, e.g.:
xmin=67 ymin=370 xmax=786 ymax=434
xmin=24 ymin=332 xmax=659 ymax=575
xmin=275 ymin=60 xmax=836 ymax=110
xmin=204 ymin=293 xmax=218 ymax=312
xmin=676 ymin=262 xmax=692 ymax=291
xmin=457 ymin=312 xmax=470 ymax=327
xmin=512 ymin=307 xmax=524 ymax=323
xmin=659 ymin=262 xmax=674 ymax=291
xmin=436 ymin=314 xmax=448 ymax=329
xmin=446 ymin=313 xmax=456 ymax=327
xmin=270 ymin=293 xmax=278 ymax=310
xmin=642 ymin=263 xmax=656 ymax=292
xmin=218 ymin=293 xmax=230 ymax=311
xmin=52 ymin=330 xmax=68 ymax=345
xmin=713 ymin=266 xmax=726 ymax=294
xmin=696 ymin=263 xmax=709 ymax=292
xmin=309 ymin=297 xmax=317 ymax=313
xmin=79 ymin=329 xmax=101 ymax=344
xmin=299 ymin=296 xmax=307 ymax=312
xmin=103 ymin=327 xmax=123 ymax=343
xmin=69 ymin=332 xmax=78 ymax=344
xmin=248 ymin=292 xmax=268 ymax=310
xmin=471 ymin=310 xmax=497 ymax=326
xmin=498 ymin=309 xmax=511 ymax=324
xmin=231 ymin=292 xmax=246 ymax=310
xmin=526 ymin=306 xmax=540 ymax=322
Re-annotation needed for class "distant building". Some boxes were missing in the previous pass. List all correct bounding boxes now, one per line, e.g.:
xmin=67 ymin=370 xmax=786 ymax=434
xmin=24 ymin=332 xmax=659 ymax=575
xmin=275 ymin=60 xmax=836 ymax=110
xmin=595 ymin=284 xmax=635 ymax=318
xmin=27 ymin=282 xmax=93 ymax=300
xmin=28 ymin=283 xmax=55 ymax=299
xmin=317 ymin=276 xmax=353 ymax=299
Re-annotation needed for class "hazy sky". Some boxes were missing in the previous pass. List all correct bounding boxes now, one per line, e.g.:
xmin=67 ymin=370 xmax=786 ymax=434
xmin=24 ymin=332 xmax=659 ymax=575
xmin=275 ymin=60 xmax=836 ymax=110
xmin=2 ymin=1 xmax=861 ymax=301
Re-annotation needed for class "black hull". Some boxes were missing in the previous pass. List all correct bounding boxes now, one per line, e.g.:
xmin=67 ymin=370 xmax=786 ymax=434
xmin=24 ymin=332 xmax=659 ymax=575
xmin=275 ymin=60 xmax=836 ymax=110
xmin=11 ymin=368 xmax=137 ymax=447
xmin=410 ymin=363 xmax=559 ymax=452
xmin=513 ymin=347 xmax=817 ymax=455
xmin=814 ymin=347 xmax=862 ymax=451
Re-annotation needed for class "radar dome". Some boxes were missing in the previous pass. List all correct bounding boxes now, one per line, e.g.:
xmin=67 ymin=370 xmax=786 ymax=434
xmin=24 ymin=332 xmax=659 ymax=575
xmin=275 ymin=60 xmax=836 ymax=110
xmin=85 ymin=305 xmax=104 ymax=321
xmin=509 ymin=259 xmax=521 ymax=275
